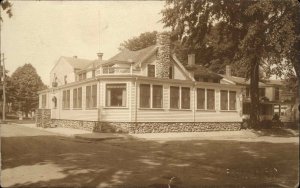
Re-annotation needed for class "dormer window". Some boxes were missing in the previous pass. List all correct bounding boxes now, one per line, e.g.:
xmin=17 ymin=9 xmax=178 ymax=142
xmin=147 ymin=64 xmax=155 ymax=77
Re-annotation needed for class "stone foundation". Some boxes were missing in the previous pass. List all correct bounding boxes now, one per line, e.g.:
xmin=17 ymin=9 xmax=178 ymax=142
xmin=49 ymin=119 xmax=241 ymax=134
xmin=36 ymin=109 xmax=52 ymax=128
xmin=129 ymin=122 xmax=241 ymax=134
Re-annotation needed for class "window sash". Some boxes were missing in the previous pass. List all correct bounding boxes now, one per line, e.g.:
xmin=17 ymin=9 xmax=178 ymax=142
xmin=152 ymin=85 xmax=163 ymax=108
xmin=147 ymin=65 xmax=155 ymax=77
xmin=106 ymin=84 xmax=127 ymax=107
xmin=170 ymin=86 xmax=179 ymax=109
xmin=92 ymin=85 xmax=97 ymax=108
xmin=42 ymin=94 xmax=46 ymax=108
xmin=181 ymin=87 xmax=190 ymax=109
xmin=140 ymin=84 xmax=150 ymax=108
xmin=197 ymin=88 xmax=205 ymax=109
xmin=220 ymin=90 xmax=228 ymax=110
xmin=207 ymin=89 xmax=215 ymax=110
xmin=78 ymin=87 xmax=82 ymax=108
xmin=229 ymin=91 xmax=236 ymax=110
xmin=86 ymin=86 xmax=91 ymax=108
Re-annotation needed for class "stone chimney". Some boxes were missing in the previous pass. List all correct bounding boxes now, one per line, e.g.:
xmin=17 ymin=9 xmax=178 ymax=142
xmin=73 ymin=55 xmax=77 ymax=59
xmin=156 ymin=32 xmax=171 ymax=78
xmin=97 ymin=52 xmax=103 ymax=61
xmin=225 ymin=65 xmax=231 ymax=77
xmin=188 ymin=54 xmax=195 ymax=66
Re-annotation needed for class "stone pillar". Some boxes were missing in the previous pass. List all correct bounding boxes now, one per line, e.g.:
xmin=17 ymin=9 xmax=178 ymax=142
xmin=156 ymin=32 xmax=171 ymax=78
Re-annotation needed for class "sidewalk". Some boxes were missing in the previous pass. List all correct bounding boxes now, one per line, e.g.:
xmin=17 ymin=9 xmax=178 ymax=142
xmin=10 ymin=123 xmax=126 ymax=141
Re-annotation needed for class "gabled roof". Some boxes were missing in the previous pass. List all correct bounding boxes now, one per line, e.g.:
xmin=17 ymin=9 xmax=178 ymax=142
xmin=220 ymin=75 xmax=267 ymax=86
xmin=62 ymin=56 xmax=94 ymax=70
xmin=104 ymin=45 xmax=157 ymax=65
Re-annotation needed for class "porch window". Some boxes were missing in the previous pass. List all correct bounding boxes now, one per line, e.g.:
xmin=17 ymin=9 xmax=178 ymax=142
xmin=197 ymin=88 xmax=205 ymax=109
xmin=229 ymin=91 xmax=237 ymax=110
xmin=73 ymin=87 xmax=82 ymax=109
xmin=259 ymin=88 xmax=265 ymax=97
xmin=42 ymin=94 xmax=46 ymax=108
xmin=152 ymin=85 xmax=163 ymax=108
xmin=140 ymin=84 xmax=150 ymax=108
xmin=181 ymin=87 xmax=190 ymax=109
xmin=275 ymin=87 xmax=280 ymax=100
xmin=106 ymin=84 xmax=127 ymax=107
xmin=86 ymin=85 xmax=97 ymax=109
xmin=220 ymin=90 xmax=228 ymax=110
xmin=207 ymin=89 xmax=215 ymax=110
xmin=62 ymin=90 xmax=70 ymax=109
xmin=147 ymin=65 xmax=155 ymax=77
xmin=170 ymin=86 xmax=179 ymax=109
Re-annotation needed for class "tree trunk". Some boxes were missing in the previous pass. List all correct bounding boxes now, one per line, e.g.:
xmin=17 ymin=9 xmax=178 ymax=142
xmin=250 ymin=57 xmax=260 ymax=128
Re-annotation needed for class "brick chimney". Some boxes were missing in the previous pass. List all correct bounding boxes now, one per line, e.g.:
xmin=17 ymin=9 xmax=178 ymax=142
xmin=225 ymin=65 xmax=231 ymax=77
xmin=97 ymin=52 xmax=103 ymax=61
xmin=156 ymin=32 xmax=171 ymax=78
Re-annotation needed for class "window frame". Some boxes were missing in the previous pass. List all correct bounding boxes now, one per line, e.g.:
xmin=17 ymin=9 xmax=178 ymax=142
xmin=41 ymin=94 xmax=47 ymax=109
xmin=196 ymin=88 xmax=215 ymax=111
xmin=220 ymin=90 xmax=237 ymax=111
xmin=169 ymin=86 xmax=191 ymax=110
xmin=86 ymin=84 xmax=97 ymax=109
xmin=62 ymin=89 xmax=70 ymax=110
xmin=147 ymin=64 xmax=156 ymax=77
xmin=139 ymin=83 xmax=164 ymax=109
xmin=105 ymin=83 xmax=127 ymax=108
xmin=73 ymin=87 xmax=82 ymax=109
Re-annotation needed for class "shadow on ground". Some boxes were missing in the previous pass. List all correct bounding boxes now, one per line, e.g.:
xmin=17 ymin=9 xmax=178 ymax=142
xmin=251 ymin=128 xmax=299 ymax=138
xmin=1 ymin=134 xmax=299 ymax=188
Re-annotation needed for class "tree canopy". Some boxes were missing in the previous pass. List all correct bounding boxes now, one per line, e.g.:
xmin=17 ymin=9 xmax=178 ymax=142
xmin=119 ymin=31 xmax=158 ymax=51
xmin=0 ymin=0 xmax=12 ymax=21
xmin=10 ymin=64 xmax=46 ymax=116
xmin=162 ymin=0 xmax=300 ymax=127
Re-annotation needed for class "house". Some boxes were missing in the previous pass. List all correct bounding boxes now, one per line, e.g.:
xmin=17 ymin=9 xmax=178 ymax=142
xmin=37 ymin=32 xmax=244 ymax=133
xmin=220 ymin=67 xmax=298 ymax=124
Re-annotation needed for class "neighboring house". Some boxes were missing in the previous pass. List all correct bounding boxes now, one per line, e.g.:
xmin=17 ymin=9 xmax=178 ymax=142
xmin=220 ymin=67 xmax=297 ymax=123
xmin=38 ymin=32 xmax=244 ymax=133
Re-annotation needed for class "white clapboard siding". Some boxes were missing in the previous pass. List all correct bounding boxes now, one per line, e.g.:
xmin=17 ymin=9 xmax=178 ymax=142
xmin=59 ymin=109 xmax=98 ymax=121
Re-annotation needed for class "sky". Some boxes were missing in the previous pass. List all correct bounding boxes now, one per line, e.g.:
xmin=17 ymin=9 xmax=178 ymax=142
xmin=1 ymin=1 xmax=166 ymax=85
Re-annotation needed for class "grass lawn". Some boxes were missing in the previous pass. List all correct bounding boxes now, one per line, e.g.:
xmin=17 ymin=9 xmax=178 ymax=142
xmin=1 ymin=124 xmax=299 ymax=188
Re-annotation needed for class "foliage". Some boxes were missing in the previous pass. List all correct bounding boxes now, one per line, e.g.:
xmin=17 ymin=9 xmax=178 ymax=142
xmin=0 ymin=0 xmax=13 ymax=21
xmin=161 ymin=0 xmax=300 ymax=127
xmin=119 ymin=31 xmax=158 ymax=51
xmin=9 ymin=64 xmax=46 ymax=116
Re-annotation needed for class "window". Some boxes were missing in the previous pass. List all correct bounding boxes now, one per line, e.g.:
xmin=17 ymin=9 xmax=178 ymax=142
xmin=73 ymin=87 xmax=82 ymax=109
xmin=140 ymin=84 xmax=150 ymax=108
xmin=229 ymin=91 xmax=236 ymax=110
xmin=213 ymin=79 xmax=219 ymax=83
xmin=79 ymin=73 xmax=87 ymax=81
xmin=92 ymin=70 xmax=96 ymax=78
xmin=152 ymin=85 xmax=163 ymax=108
xmin=169 ymin=66 xmax=173 ymax=79
xmin=246 ymin=88 xmax=250 ymax=97
xmin=181 ymin=87 xmax=190 ymax=109
xmin=86 ymin=85 xmax=97 ymax=109
xmin=207 ymin=89 xmax=215 ymax=110
xmin=170 ymin=86 xmax=180 ymax=109
xmin=275 ymin=87 xmax=280 ymax=100
xmin=147 ymin=64 xmax=155 ymax=77
xmin=64 ymin=75 xmax=67 ymax=84
xmin=106 ymin=84 xmax=126 ymax=107
xmin=197 ymin=88 xmax=205 ymax=109
xmin=220 ymin=90 xmax=228 ymax=110
xmin=62 ymin=90 xmax=70 ymax=109
xmin=42 ymin=94 xmax=46 ymax=108
xmin=221 ymin=90 xmax=237 ymax=111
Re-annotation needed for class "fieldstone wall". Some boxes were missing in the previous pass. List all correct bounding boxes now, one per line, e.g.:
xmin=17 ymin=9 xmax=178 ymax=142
xmin=156 ymin=32 xmax=171 ymax=78
xmin=36 ymin=109 xmax=52 ymax=128
xmin=50 ymin=119 xmax=131 ymax=133
xmin=129 ymin=122 xmax=241 ymax=134
xmin=49 ymin=119 xmax=241 ymax=134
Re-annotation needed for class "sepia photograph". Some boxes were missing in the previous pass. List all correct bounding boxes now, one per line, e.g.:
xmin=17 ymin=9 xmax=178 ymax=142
xmin=0 ymin=0 xmax=299 ymax=187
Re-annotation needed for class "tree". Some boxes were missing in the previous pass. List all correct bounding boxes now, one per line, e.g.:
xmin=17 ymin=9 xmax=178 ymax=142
xmin=162 ymin=0 xmax=299 ymax=127
xmin=10 ymin=64 xmax=46 ymax=117
xmin=119 ymin=31 xmax=158 ymax=51
xmin=0 ymin=0 xmax=13 ymax=21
